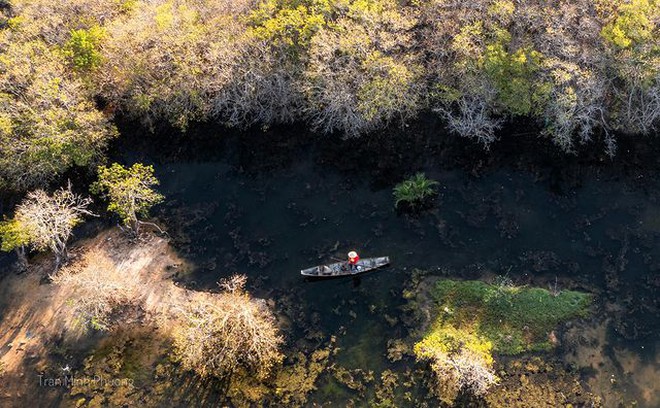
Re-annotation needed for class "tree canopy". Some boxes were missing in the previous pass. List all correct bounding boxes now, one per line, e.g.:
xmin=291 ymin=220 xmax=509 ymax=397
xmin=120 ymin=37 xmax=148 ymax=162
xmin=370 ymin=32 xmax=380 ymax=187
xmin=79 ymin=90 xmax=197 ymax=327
xmin=0 ymin=0 xmax=658 ymax=171
xmin=0 ymin=183 xmax=94 ymax=269
xmin=91 ymin=163 xmax=164 ymax=234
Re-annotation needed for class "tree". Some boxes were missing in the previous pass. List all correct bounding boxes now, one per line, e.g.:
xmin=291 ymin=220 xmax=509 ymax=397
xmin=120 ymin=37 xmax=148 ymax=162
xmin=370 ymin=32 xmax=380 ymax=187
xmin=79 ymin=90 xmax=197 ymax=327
xmin=249 ymin=0 xmax=329 ymax=52
xmin=434 ymin=83 xmax=503 ymax=146
xmin=537 ymin=61 xmax=608 ymax=154
xmin=599 ymin=0 xmax=660 ymax=138
xmin=210 ymin=35 xmax=304 ymax=128
xmin=53 ymin=250 xmax=141 ymax=331
xmin=98 ymin=0 xmax=256 ymax=130
xmin=91 ymin=163 xmax=164 ymax=234
xmin=0 ymin=183 xmax=94 ymax=271
xmin=0 ymin=19 xmax=116 ymax=191
xmin=171 ymin=275 xmax=284 ymax=379
xmin=5 ymin=0 xmax=124 ymax=47
xmin=600 ymin=0 xmax=657 ymax=49
xmin=302 ymin=1 xmax=423 ymax=136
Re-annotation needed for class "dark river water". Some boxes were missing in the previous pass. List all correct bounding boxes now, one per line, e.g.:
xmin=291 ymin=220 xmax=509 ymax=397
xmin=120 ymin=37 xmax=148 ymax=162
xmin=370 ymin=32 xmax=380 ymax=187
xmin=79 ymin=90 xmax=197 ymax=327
xmin=120 ymin=127 xmax=659 ymax=407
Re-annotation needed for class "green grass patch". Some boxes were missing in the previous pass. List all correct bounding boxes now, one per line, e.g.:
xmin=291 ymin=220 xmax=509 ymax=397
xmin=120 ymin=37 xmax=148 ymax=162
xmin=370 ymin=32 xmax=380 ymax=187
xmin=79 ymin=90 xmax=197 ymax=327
xmin=428 ymin=279 xmax=591 ymax=355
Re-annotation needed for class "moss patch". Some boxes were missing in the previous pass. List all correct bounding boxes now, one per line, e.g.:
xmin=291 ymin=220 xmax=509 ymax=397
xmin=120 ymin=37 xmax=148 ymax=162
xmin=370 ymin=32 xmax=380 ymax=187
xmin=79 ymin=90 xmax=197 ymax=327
xmin=429 ymin=279 xmax=592 ymax=355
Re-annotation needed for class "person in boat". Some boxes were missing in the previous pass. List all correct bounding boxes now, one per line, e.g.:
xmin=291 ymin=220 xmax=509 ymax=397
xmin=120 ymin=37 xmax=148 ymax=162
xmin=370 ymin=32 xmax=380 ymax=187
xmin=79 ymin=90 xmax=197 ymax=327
xmin=348 ymin=251 xmax=360 ymax=272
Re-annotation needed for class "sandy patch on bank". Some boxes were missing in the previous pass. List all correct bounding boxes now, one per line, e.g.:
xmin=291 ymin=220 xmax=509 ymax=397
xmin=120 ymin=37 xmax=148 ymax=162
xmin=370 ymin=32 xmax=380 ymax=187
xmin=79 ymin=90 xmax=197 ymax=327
xmin=0 ymin=229 xmax=192 ymax=406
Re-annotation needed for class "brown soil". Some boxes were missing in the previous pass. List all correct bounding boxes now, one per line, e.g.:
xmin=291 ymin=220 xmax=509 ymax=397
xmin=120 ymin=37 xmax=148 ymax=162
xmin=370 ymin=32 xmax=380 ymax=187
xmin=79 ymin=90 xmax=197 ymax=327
xmin=0 ymin=228 xmax=191 ymax=407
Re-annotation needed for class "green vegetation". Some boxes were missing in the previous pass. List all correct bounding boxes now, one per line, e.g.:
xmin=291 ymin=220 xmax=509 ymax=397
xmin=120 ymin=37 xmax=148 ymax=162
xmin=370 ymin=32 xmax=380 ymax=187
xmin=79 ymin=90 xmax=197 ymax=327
xmin=412 ymin=278 xmax=591 ymax=402
xmin=0 ymin=218 xmax=31 ymax=253
xmin=63 ymin=26 xmax=105 ymax=71
xmin=0 ymin=1 xmax=118 ymax=191
xmin=250 ymin=0 xmax=329 ymax=50
xmin=414 ymin=324 xmax=493 ymax=365
xmin=601 ymin=0 xmax=657 ymax=49
xmin=0 ymin=0 xmax=655 ymax=176
xmin=393 ymin=173 xmax=439 ymax=210
xmin=483 ymin=43 xmax=546 ymax=117
xmin=427 ymin=279 xmax=591 ymax=355
xmin=91 ymin=163 xmax=164 ymax=234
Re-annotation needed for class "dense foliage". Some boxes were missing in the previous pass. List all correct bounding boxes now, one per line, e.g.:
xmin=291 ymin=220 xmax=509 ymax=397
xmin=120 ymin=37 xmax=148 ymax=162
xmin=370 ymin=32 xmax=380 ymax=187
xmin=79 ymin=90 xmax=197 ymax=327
xmin=0 ymin=0 xmax=655 ymax=185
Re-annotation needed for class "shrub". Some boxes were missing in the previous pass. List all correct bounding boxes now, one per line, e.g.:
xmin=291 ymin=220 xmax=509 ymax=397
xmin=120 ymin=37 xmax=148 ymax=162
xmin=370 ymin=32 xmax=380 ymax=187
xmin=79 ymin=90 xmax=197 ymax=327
xmin=63 ymin=26 xmax=104 ymax=71
xmin=171 ymin=275 xmax=284 ymax=379
xmin=414 ymin=324 xmax=497 ymax=403
xmin=53 ymin=251 xmax=141 ymax=331
xmin=393 ymin=173 xmax=439 ymax=210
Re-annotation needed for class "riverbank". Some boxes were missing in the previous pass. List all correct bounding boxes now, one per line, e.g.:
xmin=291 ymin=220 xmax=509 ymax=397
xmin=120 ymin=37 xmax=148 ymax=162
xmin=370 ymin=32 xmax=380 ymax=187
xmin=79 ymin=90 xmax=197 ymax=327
xmin=0 ymin=229 xmax=181 ymax=406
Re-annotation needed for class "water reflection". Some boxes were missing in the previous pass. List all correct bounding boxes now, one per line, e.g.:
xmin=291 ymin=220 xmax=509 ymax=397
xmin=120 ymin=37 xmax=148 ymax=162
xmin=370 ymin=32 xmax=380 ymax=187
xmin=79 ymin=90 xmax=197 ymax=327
xmin=147 ymin=132 xmax=658 ymax=406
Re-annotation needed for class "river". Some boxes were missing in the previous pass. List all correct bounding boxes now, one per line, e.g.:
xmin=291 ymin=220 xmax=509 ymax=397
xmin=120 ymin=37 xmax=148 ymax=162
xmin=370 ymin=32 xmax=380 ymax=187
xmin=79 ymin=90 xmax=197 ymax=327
xmin=117 ymin=125 xmax=658 ymax=407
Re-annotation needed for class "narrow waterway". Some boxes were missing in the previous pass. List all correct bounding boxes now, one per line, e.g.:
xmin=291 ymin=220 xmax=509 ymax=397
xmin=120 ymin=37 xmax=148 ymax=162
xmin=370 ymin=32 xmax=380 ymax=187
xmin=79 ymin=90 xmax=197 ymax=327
xmin=120 ymin=127 xmax=659 ymax=406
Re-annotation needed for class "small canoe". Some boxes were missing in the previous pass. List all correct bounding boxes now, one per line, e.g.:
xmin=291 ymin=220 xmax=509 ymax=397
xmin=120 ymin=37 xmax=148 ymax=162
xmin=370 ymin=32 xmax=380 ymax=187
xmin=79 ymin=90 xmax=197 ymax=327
xmin=301 ymin=256 xmax=390 ymax=277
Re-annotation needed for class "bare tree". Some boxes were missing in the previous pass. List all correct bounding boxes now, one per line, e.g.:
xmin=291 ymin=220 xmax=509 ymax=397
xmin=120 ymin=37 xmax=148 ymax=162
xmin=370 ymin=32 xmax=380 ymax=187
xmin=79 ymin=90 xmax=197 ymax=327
xmin=10 ymin=182 xmax=94 ymax=271
xmin=420 ymin=345 xmax=498 ymax=403
xmin=171 ymin=274 xmax=284 ymax=379
xmin=435 ymin=88 xmax=503 ymax=147
xmin=210 ymin=38 xmax=304 ymax=128
xmin=447 ymin=348 xmax=498 ymax=397
xmin=538 ymin=60 xmax=608 ymax=153
xmin=615 ymin=68 xmax=660 ymax=136
xmin=53 ymin=250 xmax=141 ymax=330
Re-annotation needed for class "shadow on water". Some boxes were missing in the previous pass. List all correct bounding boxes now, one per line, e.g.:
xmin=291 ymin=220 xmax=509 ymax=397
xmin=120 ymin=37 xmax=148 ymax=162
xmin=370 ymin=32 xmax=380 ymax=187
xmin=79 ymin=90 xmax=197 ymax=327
xmin=110 ymin=120 xmax=660 ymax=406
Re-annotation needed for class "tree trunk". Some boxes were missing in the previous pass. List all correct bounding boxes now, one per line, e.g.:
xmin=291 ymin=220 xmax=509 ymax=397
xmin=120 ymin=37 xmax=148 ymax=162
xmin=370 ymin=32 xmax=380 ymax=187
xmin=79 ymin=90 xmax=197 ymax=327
xmin=131 ymin=215 xmax=140 ymax=236
xmin=15 ymin=246 xmax=28 ymax=271
xmin=53 ymin=242 xmax=68 ymax=271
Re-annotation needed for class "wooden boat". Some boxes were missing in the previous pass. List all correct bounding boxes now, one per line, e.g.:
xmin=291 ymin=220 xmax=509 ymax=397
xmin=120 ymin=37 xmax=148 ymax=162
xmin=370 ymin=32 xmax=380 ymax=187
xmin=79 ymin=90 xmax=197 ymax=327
xmin=301 ymin=256 xmax=390 ymax=277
